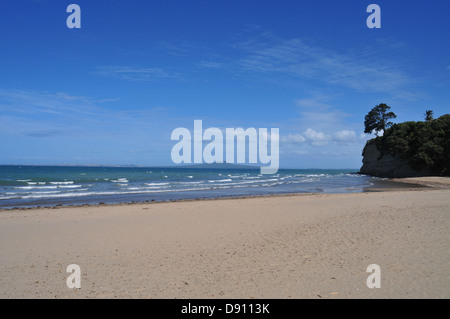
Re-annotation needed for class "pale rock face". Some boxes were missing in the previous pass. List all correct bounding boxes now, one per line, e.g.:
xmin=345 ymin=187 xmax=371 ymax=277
xmin=360 ymin=143 xmax=431 ymax=178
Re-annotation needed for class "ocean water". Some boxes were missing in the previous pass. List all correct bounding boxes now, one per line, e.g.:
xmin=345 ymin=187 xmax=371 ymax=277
xmin=0 ymin=165 xmax=392 ymax=209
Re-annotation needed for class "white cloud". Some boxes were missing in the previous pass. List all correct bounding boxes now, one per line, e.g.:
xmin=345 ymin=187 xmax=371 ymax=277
xmin=281 ymin=134 xmax=306 ymax=144
xmin=282 ymin=128 xmax=365 ymax=147
xmin=303 ymin=128 xmax=327 ymax=141
xmin=289 ymin=149 xmax=309 ymax=156
xmin=334 ymin=130 xmax=356 ymax=142
xmin=281 ymin=128 xmax=328 ymax=146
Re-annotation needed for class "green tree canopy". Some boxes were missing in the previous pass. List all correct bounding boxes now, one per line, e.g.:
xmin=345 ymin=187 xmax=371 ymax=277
xmin=364 ymin=103 xmax=397 ymax=135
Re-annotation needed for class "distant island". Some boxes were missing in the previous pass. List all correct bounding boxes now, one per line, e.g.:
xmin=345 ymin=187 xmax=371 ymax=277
xmin=176 ymin=162 xmax=260 ymax=170
xmin=360 ymin=110 xmax=450 ymax=178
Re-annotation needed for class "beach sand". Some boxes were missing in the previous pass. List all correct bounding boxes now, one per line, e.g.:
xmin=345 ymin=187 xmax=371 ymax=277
xmin=0 ymin=178 xmax=449 ymax=299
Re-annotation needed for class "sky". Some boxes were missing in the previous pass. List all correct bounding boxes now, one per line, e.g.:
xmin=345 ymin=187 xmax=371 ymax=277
xmin=0 ymin=0 xmax=449 ymax=169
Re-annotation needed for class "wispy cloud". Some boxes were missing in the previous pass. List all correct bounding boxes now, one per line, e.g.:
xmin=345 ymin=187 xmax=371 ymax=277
xmin=0 ymin=88 xmax=170 ymax=138
xmin=25 ymin=130 xmax=63 ymax=138
xmin=94 ymin=32 xmax=412 ymax=95
xmin=96 ymin=66 xmax=180 ymax=82
xmin=155 ymin=40 xmax=200 ymax=57
xmin=197 ymin=61 xmax=224 ymax=69
xmin=0 ymin=88 xmax=100 ymax=117
xmin=293 ymin=94 xmax=356 ymax=134
xmin=235 ymin=37 xmax=409 ymax=93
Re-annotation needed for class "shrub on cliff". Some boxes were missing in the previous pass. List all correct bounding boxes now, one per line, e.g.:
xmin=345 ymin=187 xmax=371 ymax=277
xmin=366 ymin=114 xmax=450 ymax=176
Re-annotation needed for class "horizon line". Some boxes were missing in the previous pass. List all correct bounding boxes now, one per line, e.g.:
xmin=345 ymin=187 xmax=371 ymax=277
xmin=0 ymin=163 xmax=360 ymax=170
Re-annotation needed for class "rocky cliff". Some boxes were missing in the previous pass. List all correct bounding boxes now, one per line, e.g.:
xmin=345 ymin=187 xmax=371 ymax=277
xmin=359 ymin=142 xmax=432 ymax=178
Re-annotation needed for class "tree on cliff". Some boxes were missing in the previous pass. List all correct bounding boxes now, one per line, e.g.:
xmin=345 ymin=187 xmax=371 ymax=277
xmin=364 ymin=103 xmax=397 ymax=136
xmin=425 ymin=110 xmax=434 ymax=122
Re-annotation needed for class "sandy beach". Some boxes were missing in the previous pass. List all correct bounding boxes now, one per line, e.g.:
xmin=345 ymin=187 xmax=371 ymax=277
xmin=0 ymin=178 xmax=449 ymax=299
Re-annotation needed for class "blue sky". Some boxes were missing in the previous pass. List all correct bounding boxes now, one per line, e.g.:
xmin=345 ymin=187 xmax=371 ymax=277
xmin=1 ymin=0 xmax=449 ymax=168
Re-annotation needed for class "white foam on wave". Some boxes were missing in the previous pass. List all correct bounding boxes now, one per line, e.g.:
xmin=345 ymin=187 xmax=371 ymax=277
xmin=145 ymin=182 xmax=170 ymax=186
xmin=0 ymin=196 xmax=17 ymax=200
xmin=178 ymin=178 xmax=285 ymax=188
xmin=293 ymin=174 xmax=327 ymax=180
xmin=125 ymin=186 xmax=170 ymax=191
xmin=343 ymin=173 xmax=361 ymax=178
xmin=58 ymin=185 xmax=83 ymax=189
xmin=228 ymin=174 xmax=246 ymax=178
xmin=15 ymin=186 xmax=58 ymax=190
xmin=19 ymin=183 xmax=283 ymax=199
xmin=25 ymin=191 xmax=63 ymax=195
xmin=4 ymin=179 xmax=292 ymax=201
xmin=257 ymin=178 xmax=279 ymax=183
xmin=201 ymin=178 xmax=282 ymax=188
xmin=50 ymin=181 xmax=74 ymax=185
xmin=179 ymin=181 xmax=203 ymax=185
xmin=16 ymin=187 xmax=209 ymax=199
xmin=20 ymin=192 xmax=99 ymax=199
xmin=208 ymin=179 xmax=232 ymax=183
xmin=111 ymin=178 xmax=128 ymax=183
xmin=297 ymin=178 xmax=316 ymax=183
xmin=14 ymin=185 xmax=82 ymax=190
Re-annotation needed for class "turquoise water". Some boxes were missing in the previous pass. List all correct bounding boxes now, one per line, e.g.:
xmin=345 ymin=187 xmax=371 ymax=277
xmin=0 ymin=165 xmax=385 ymax=208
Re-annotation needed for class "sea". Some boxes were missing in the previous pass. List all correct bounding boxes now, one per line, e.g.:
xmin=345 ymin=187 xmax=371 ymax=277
xmin=0 ymin=165 xmax=400 ymax=209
